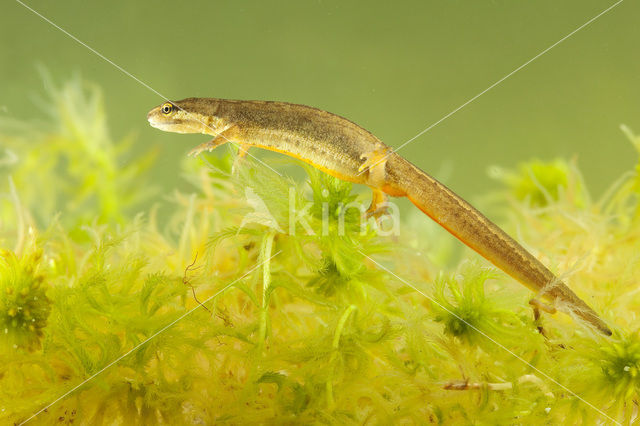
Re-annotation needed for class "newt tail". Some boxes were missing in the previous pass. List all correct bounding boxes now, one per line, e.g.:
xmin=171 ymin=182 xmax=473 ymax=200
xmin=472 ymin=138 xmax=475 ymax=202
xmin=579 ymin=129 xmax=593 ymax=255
xmin=383 ymin=153 xmax=611 ymax=335
xmin=147 ymin=97 xmax=612 ymax=336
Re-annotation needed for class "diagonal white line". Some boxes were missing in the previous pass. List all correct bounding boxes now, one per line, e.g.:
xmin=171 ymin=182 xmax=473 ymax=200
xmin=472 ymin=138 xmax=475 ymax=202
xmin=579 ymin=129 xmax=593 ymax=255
xmin=357 ymin=0 xmax=624 ymax=177
xmin=19 ymin=250 xmax=282 ymax=425
xmin=14 ymin=0 xmax=159 ymax=100
xmin=14 ymin=0 xmax=283 ymax=177
xmin=359 ymin=250 xmax=620 ymax=425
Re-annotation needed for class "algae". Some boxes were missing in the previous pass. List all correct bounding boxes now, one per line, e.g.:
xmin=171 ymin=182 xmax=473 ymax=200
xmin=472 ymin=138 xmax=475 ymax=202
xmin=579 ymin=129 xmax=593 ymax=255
xmin=0 ymin=77 xmax=638 ymax=424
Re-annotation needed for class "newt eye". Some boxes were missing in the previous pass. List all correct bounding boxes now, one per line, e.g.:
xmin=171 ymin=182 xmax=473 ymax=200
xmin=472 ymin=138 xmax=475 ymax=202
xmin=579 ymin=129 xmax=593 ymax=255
xmin=161 ymin=102 xmax=174 ymax=115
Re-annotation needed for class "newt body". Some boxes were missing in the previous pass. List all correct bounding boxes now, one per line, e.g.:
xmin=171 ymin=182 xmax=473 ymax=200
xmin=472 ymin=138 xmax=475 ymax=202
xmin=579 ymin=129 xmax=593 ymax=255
xmin=148 ymin=98 xmax=611 ymax=336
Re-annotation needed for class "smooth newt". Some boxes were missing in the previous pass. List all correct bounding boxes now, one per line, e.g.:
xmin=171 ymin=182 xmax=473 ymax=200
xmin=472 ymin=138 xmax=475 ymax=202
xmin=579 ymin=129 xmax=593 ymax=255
xmin=147 ymin=98 xmax=612 ymax=336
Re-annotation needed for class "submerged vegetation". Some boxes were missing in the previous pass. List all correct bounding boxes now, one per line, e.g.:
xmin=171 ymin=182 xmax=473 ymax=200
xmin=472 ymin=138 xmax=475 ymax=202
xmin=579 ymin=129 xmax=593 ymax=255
xmin=0 ymin=78 xmax=639 ymax=424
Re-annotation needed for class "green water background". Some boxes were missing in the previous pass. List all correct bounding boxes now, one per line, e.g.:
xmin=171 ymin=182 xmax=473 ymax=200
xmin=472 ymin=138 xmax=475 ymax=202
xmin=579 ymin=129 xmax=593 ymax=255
xmin=2 ymin=0 xmax=638 ymax=200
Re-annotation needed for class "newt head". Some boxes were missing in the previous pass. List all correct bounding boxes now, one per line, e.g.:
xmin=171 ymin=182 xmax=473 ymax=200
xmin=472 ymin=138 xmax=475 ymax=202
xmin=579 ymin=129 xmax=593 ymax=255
xmin=147 ymin=98 xmax=222 ymax=135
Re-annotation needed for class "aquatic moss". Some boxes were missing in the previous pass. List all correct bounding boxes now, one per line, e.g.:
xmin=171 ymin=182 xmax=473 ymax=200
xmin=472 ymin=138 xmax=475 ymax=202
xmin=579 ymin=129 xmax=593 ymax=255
xmin=0 ymin=246 xmax=51 ymax=352
xmin=0 ymin=73 xmax=156 ymax=232
xmin=431 ymin=265 xmax=529 ymax=348
xmin=490 ymin=158 xmax=580 ymax=208
xmin=0 ymin=78 xmax=639 ymax=424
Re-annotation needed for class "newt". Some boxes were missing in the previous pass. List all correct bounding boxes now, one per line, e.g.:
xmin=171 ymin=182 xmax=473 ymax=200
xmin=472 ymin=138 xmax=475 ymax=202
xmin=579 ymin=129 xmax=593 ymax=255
xmin=147 ymin=98 xmax=612 ymax=336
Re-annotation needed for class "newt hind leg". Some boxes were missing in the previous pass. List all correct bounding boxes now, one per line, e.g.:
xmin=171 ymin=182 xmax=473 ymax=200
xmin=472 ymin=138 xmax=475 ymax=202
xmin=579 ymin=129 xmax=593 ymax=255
xmin=529 ymin=298 xmax=557 ymax=314
xmin=359 ymin=146 xmax=390 ymax=186
xmin=359 ymin=146 xmax=392 ymax=220
xmin=366 ymin=188 xmax=390 ymax=219
xmin=529 ymin=298 xmax=557 ymax=337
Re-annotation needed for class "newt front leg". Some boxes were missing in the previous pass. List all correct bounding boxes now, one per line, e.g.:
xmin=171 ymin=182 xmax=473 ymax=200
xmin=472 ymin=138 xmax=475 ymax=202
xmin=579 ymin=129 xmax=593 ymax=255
xmin=187 ymin=123 xmax=237 ymax=156
xmin=188 ymin=136 xmax=227 ymax=157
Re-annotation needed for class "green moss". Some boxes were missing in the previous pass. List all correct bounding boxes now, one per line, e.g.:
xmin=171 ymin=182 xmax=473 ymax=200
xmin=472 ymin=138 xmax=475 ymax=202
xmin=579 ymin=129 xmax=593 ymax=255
xmin=599 ymin=334 xmax=640 ymax=396
xmin=0 ymin=247 xmax=51 ymax=351
xmin=0 ymin=73 xmax=156 ymax=232
xmin=432 ymin=266 xmax=526 ymax=347
xmin=493 ymin=158 xmax=582 ymax=208
xmin=0 ymin=79 xmax=639 ymax=424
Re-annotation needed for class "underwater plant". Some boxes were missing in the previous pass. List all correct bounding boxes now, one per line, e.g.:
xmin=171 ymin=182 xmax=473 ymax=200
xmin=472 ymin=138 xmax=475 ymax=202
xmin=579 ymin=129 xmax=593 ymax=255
xmin=0 ymin=79 xmax=638 ymax=424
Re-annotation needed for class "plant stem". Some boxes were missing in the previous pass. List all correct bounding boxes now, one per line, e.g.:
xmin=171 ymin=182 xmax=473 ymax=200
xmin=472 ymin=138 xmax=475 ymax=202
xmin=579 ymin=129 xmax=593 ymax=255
xmin=327 ymin=304 xmax=357 ymax=410
xmin=258 ymin=231 xmax=275 ymax=350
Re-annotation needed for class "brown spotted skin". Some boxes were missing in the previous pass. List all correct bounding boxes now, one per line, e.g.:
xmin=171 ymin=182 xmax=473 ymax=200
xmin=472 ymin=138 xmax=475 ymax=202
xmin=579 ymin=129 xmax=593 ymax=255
xmin=152 ymin=98 xmax=385 ymax=183
xmin=148 ymin=97 xmax=612 ymax=336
